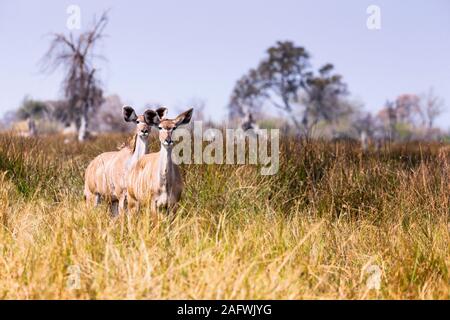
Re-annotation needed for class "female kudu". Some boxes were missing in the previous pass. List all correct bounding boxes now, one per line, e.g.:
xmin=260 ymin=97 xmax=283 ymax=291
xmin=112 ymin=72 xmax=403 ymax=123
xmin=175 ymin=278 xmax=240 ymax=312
xmin=84 ymin=106 xmax=167 ymax=216
xmin=126 ymin=108 xmax=193 ymax=219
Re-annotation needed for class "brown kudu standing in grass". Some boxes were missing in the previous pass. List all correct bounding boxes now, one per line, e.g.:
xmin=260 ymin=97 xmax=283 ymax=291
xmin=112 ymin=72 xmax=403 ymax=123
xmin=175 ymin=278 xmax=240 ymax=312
xmin=84 ymin=106 xmax=168 ymax=216
xmin=126 ymin=108 xmax=193 ymax=220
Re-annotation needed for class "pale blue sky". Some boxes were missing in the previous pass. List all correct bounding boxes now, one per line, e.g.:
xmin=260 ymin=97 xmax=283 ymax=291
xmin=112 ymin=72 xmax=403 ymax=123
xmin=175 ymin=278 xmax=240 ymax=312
xmin=0 ymin=0 xmax=449 ymax=127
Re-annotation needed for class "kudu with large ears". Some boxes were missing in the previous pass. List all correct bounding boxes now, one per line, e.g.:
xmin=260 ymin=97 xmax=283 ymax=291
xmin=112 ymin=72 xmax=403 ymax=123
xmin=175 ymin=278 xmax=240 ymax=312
xmin=126 ymin=108 xmax=194 ymax=219
xmin=84 ymin=105 xmax=168 ymax=216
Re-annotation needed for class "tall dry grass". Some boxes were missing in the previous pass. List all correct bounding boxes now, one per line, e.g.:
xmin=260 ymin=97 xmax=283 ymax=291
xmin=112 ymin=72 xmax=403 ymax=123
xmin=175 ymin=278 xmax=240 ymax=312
xmin=0 ymin=133 xmax=448 ymax=299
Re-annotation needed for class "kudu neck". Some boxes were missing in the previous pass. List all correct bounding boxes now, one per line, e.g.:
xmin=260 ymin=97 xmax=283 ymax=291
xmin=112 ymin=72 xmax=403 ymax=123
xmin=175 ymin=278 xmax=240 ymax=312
xmin=158 ymin=144 xmax=174 ymax=181
xmin=129 ymin=134 xmax=149 ymax=168
xmin=159 ymin=145 xmax=173 ymax=167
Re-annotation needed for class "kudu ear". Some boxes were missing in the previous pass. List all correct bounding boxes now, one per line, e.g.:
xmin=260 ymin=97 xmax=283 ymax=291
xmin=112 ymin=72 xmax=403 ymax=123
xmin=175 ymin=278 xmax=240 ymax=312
xmin=156 ymin=106 xmax=168 ymax=119
xmin=123 ymin=106 xmax=138 ymax=122
xmin=144 ymin=110 xmax=161 ymax=126
xmin=174 ymin=108 xmax=194 ymax=127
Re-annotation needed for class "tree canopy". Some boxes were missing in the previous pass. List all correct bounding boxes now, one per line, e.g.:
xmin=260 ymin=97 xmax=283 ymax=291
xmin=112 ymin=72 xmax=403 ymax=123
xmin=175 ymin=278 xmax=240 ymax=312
xmin=229 ymin=41 xmax=348 ymax=133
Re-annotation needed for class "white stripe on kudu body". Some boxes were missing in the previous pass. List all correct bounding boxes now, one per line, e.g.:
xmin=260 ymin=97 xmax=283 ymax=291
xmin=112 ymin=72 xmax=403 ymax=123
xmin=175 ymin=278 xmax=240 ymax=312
xmin=84 ymin=106 xmax=168 ymax=216
xmin=126 ymin=108 xmax=193 ymax=219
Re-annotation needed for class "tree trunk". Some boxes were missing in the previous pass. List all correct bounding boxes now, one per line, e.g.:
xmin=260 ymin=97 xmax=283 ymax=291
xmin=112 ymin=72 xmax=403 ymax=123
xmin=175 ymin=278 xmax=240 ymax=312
xmin=360 ymin=130 xmax=368 ymax=151
xmin=281 ymin=98 xmax=302 ymax=133
xmin=28 ymin=119 xmax=37 ymax=137
xmin=290 ymin=114 xmax=302 ymax=132
xmin=78 ymin=103 xmax=89 ymax=142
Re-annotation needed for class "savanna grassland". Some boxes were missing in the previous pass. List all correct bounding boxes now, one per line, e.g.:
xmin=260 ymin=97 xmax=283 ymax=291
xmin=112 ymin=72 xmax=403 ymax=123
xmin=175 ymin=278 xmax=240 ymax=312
xmin=0 ymin=132 xmax=448 ymax=299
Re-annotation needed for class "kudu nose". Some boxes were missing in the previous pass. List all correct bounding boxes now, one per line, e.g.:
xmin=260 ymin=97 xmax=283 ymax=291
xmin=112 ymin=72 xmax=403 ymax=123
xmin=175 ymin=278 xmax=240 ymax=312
xmin=141 ymin=129 xmax=149 ymax=135
xmin=164 ymin=138 xmax=174 ymax=146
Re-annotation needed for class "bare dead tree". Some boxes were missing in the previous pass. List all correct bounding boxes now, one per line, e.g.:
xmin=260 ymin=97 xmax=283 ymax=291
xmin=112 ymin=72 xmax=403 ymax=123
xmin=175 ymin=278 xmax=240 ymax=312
xmin=394 ymin=94 xmax=422 ymax=126
xmin=421 ymin=88 xmax=445 ymax=129
xmin=41 ymin=11 xmax=108 ymax=141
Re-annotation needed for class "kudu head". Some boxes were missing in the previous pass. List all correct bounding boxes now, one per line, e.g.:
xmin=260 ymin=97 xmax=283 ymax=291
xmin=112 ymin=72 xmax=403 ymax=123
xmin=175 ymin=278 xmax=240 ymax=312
xmin=144 ymin=108 xmax=193 ymax=149
xmin=123 ymin=105 xmax=168 ymax=138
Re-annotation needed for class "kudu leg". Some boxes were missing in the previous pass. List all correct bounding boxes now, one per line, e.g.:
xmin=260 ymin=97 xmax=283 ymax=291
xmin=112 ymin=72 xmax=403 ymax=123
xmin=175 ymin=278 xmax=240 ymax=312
xmin=150 ymin=200 xmax=160 ymax=227
xmin=110 ymin=200 xmax=119 ymax=217
xmin=118 ymin=193 xmax=127 ymax=215
xmin=94 ymin=193 xmax=101 ymax=206
xmin=85 ymin=191 xmax=100 ymax=207
xmin=127 ymin=197 xmax=139 ymax=215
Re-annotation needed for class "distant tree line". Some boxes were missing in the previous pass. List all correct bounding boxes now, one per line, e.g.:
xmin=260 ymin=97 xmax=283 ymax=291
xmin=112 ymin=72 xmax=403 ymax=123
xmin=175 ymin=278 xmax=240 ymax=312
xmin=228 ymin=40 xmax=446 ymax=142
xmin=228 ymin=41 xmax=350 ymax=135
xmin=4 ymin=94 xmax=131 ymax=134
xmin=355 ymin=90 xmax=445 ymax=142
xmin=1 ymin=34 xmax=446 ymax=143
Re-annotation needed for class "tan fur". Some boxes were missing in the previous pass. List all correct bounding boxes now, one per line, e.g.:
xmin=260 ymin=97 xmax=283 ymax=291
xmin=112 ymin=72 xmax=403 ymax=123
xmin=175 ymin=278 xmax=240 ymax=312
xmin=83 ymin=107 xmax=166 ymax=215
xmin=84 ymin=151 xmax=116 ymax=204
xmin=84 ymin=148 xmax=131 ymax=204
xmin=126 ymin=108 xmax=193 ymax=219
xmin=127 ymin=151 xmax=183 ymax=214
xmin=84 ymin=140 xmax=139 ymax=215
